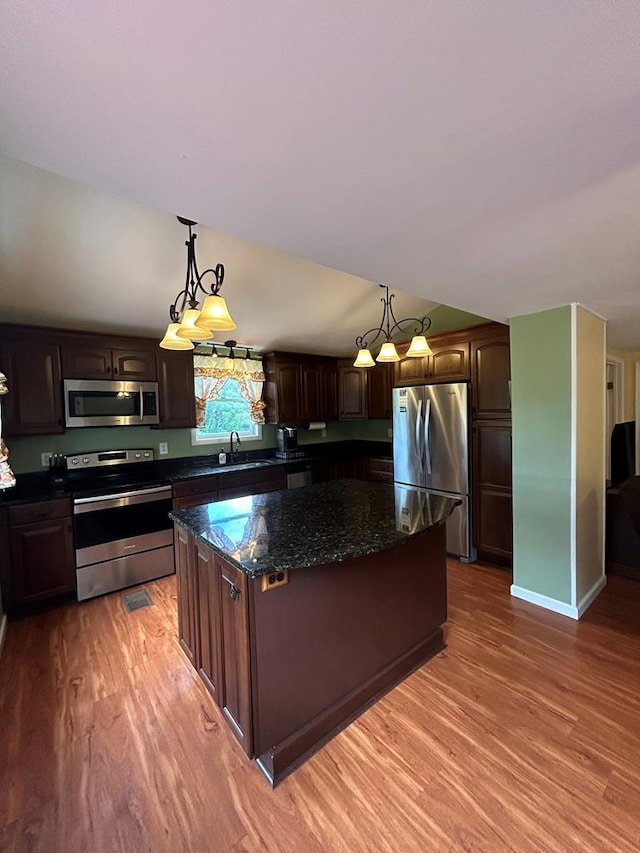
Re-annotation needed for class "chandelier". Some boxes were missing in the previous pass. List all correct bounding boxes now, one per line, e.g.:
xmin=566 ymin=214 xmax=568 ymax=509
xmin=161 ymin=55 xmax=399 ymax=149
xmin=353 ymin=284 xmax=432 ymax=367
xmin=159 ymin=217 xmax=236 ymax=350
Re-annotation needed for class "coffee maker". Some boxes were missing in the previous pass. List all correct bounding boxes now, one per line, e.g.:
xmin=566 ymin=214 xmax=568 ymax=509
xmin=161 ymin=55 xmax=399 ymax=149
xmin=276 ymin=426 xmax=298 ymax=453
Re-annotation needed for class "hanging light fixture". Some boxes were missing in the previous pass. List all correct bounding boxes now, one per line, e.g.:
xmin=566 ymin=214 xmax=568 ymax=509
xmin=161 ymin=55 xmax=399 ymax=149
xmin=159 ymin=217 xmax=237 ymax=350
xmin=353 ymin=284 xmax=432 ymax=367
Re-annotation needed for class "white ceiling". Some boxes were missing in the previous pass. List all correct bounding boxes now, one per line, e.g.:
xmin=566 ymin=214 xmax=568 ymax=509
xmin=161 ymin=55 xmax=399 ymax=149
xmin=1 ymin=1 xmax=639 ymax=350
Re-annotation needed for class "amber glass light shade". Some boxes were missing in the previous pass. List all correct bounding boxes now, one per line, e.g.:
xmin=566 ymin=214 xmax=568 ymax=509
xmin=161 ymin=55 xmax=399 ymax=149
xmin=376 ymin=341 xmax=400 ymax=362
xmin=405 ymin=335 xmax=433 ymax=357
xmin=195 ymin=295 xmax=237 ymax=331
xmin=175 ymin=309 xmax=213 ymax=340
xmin=353 ymin=348 xmax=376 ymax=368
xmin=159 ymin=323 xmax=195 ymax=350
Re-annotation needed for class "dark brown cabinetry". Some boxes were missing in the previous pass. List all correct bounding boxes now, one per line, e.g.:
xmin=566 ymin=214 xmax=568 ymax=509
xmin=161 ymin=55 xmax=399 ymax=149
xmin=472 ymin=422 xmax=513 ymax=565
xmin=368 ymin=457 xmax=394 ymax=484
xmin=172 ymin=465 xmax=287 ymax=510
xmin=0 ymin=322 xmax=189 ymax=434
xmin=172 ymin=475 xmax=218 ymax=511
xmin=61 ymin=344 xmax=157 ymax=380
xmin=394 ymin=339 xmax=470 ymax=386
xmin=218 ymin=557 xmax=252 ymax=755
xmin=196 ymin=541 xmax=222 ymax=703
xmin=263 ymin=352 xmax=338 ymax=424
xmin=338 ymin=360 xmax=367 ymax=420
xmin=6 ymin=498 xmax=75 ymax=611
xmin=156 ymin=349 xmax=196 ymax=429
xmin=0 ymin=336 xmax=64 ymax=435
xmin=367 ymin=363 xmax=392 ymax=419
xmin=469 ymin=324 xmax=512 ymax=566
xmin=175 ymin=522 xmax=199 ymax=665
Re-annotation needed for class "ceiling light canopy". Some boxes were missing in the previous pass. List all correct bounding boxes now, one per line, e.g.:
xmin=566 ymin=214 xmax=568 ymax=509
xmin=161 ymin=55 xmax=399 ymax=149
xmin=353 ymin=284 xmax=432 ymax=367
xmin=159 ymin=217 xmax=237 ymax=350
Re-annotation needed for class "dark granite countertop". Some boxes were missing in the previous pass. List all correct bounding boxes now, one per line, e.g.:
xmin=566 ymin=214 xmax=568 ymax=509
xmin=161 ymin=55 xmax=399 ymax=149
xmin=169 ymin=479 xmax=459 ymax=578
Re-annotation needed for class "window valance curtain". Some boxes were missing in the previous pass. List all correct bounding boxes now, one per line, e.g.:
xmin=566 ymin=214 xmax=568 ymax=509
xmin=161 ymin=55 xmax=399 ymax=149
xmin=194 ymin=355 xmax=266 ymax=427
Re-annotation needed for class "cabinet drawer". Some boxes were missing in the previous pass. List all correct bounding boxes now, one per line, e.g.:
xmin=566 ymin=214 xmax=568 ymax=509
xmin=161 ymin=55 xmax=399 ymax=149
xmin=172 ymin=475 xmax=219 ymax=499
xmin=9 ymin=498 xmax=71 ymax=526
xmin=369 ymin=469 xmax=394 ymax=485
xmin=369 ymin=458 xmax=393 ymax=474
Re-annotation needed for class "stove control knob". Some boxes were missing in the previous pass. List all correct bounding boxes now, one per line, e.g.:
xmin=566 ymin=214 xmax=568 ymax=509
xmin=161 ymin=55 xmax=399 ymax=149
xmin=82 ymin=457 xmax=90 ymax=464
xmin=70 ymin=457 xmax=79 ymax=466
xmin=134 ymin=452 xmax=141 ymax=459
xmin=143 ymin=452 xmax=151 ymax=458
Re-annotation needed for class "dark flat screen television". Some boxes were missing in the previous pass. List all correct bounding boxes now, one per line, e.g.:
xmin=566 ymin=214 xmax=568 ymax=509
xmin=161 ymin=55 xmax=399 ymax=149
xmin=610 ymin=420 xmax=636 ymax=488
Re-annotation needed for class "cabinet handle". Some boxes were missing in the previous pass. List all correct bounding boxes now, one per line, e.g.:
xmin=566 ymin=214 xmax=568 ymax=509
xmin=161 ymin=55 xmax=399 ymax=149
xmin=32 ymin=510 xmax=53 ymax=520
xmin=106 ymin=366 xmax=111 ymax=374
xmin=221 ymin=574 xmax=240 ymax=600
xmin=114 ymin=366 xmax=118 ymax=375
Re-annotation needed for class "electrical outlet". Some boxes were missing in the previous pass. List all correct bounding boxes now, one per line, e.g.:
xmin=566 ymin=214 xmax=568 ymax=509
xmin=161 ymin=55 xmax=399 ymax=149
xmin=261 ymin=569 xmax=289 ymax=592
xmin=321 ymin=428 xmax=327 ymax=438
xmin=41 ymin=452 xmax=52 ymax=467
xmin=159 ymin=442 xmax=169 ymax=456
xmin=387 ymin=428 xmax=393 ymax=438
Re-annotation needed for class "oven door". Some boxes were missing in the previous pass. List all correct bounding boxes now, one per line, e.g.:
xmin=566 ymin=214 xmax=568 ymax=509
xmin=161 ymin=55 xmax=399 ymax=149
xmin=73 ymin=485 xmax=173 ymax=567
xmin=64 ymin=379 xmax=159 ymax=427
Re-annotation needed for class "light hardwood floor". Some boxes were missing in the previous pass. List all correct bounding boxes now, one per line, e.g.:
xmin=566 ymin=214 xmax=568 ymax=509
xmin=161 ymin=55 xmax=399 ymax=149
xmin=1 ymin=561 xmax=639 ymax=852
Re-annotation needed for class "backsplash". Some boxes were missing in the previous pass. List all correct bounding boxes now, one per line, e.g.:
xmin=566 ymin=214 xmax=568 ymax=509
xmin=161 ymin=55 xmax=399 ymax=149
xmin=7 ymin=419 xmax=391 ymax=474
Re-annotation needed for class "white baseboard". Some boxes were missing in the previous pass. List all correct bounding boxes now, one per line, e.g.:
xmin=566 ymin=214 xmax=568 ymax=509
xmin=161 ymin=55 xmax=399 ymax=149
xmin=511 ymin=575 xmax=607 ymax=620
xmin=510 ymin=584 xmax=579 ymax=619
xmin=0 ymin=612 xmax=6 ymax=660
xmin=576 ymin=575 xmax=607 ymax=617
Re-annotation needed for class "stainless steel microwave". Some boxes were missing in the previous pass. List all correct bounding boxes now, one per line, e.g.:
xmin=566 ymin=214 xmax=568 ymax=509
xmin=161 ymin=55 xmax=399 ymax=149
xmin=63 ymin=379 xmax=160 ymax=427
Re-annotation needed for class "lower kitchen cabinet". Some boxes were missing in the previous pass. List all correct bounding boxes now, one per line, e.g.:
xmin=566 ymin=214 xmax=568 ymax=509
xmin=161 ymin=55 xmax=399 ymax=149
xmin=368 ymin=457 xmax=394 ymax=484
xmin=6 ymin=498 xmax=75 ymax=612
xmin=196 ymin=541 xmax=222 ymax=703
xmin=218 ymin=557 xmax=252 ymax=755
xmin=175 ymin=523 xmax=199 ymax=665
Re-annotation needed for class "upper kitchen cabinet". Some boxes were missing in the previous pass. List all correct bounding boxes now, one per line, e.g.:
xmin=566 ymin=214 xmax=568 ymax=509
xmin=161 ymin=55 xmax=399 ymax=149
xmin=263 ymin=352 xmax=338 ymax=424
xmin=394 ymin=335 xmax=470 ymax=386
xmin=156 ymin=349 xmax=196 ymax=429
xmin=471 ymin=329 xmax=511 ymax=420
xmin=338 ymin=360 xmax=367 ymax=420
xmin=367 ymin=363 xmax=393 ymax=419
xmin=0 ymin=329 xmax=64 ymax=435
xmin=61 ymin=342 xmax=157 ymax=380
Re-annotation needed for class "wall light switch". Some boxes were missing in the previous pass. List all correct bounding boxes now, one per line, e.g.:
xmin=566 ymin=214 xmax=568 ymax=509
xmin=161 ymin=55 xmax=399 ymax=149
xmin=387 ymin=428 xmax=393 ymax=438
xmin=159 ymin=442 xmax=169 ymax=456
xmin=321 ymin=428 xmax=327 ymax=438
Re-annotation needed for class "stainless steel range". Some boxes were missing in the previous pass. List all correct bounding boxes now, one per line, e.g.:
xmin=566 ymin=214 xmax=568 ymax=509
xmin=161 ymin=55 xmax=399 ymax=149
xmin=68 ymin=449 xmax=174 ymax=601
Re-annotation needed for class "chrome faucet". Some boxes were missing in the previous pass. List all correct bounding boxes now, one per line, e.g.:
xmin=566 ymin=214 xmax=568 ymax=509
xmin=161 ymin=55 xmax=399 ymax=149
xmin=230 ymin=431 xmax=241 ymax=460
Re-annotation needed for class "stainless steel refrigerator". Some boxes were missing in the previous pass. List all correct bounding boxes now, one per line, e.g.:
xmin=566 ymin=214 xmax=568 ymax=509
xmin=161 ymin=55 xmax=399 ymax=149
xmin=392 ymin=383 xmax=475 ymax=561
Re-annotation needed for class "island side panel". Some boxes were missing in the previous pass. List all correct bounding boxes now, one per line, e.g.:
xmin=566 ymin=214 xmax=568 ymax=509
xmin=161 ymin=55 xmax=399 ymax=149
xmin=249 ymin=524 xmax=447 ymax=779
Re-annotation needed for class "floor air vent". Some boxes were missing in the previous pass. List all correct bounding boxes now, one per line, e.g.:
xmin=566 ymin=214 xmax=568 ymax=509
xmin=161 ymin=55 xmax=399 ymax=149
xmin=122 ymin=589 xmax=154 ymax=612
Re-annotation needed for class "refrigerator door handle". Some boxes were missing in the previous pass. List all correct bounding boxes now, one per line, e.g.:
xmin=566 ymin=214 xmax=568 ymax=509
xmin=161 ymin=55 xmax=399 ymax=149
xmin=424 ymin=398 xmax=432 ymax=475
xmin=415 ymin=398 xmax=424 ymax=476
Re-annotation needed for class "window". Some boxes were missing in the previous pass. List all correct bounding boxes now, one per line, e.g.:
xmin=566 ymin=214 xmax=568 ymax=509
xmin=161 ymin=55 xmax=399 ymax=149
xmin=191 ymin=354 xmax=265 ymax=446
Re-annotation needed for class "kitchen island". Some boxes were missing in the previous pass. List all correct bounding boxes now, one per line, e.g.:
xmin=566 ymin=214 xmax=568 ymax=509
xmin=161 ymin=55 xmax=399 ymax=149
xmin=170 ymin=479 xmax=457 ymax=785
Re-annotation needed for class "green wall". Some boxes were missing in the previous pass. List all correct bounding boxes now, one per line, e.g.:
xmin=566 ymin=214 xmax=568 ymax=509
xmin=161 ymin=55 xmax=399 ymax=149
xmin=511 ymin=306 xmax=573 ymax=604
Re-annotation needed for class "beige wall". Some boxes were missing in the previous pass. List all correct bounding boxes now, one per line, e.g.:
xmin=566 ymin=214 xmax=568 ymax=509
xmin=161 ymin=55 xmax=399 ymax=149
xmin=576 ymin=306 xmax=606 ymax=604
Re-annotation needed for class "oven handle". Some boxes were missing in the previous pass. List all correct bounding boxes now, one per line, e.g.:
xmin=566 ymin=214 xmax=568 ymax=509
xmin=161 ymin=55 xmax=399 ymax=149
xmin=73 ymin=485 xmax=172 ymax=514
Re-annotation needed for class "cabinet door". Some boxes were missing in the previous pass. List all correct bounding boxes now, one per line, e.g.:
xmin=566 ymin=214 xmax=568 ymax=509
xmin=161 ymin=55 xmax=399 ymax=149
xmin=338 ymin=364 xmax=367 ymax=419
xmin=10 ymin=517 xmax=75 ymax=606
xmin=112 ymin=348 xmax=157 ymax=380
xmin=472 ymin=422 xmax=513 ymax=566
xmin=394 ymin=356 xmax=427 ymax=387
xmin=321 ymin=362 xmax=339 ymax=421
xmin=472 ymin=337 xmax=511 ymax=419
xmin=300 ymin=361 xmax=323 ymax=422
xmin=429 ymin=342 xmax=470 ymax=382
xmin=196 ymin=541 xmax=222 ymax=705
xmin=1 ymin=340 xmax=64 ymax=435
xmin=174 ymin=524 xmax=199 ymax=666
xmin=61 ymin=345 xmax=113 ymax=378
xmin=367 ymin=363 xmax=392 ymax=419
xmin=156 ymin=350 xmax=196 ymax=429
xmin=275 ymin=362 xmax=302 ymax=423
xmin=218 ymin=557 xmax=252 ymax=756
